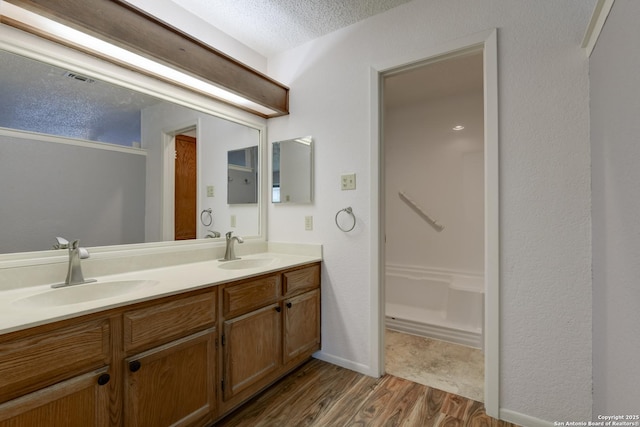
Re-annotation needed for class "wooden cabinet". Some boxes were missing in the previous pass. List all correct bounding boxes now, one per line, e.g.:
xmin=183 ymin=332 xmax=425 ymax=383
xmin=0 ymin=316 xmax=114 ymax=427
xmin=284 ymin=288 xmax=320 ymax=364
xmin=124 ymin=329 xmax=216 ymax=427
xmin=0 ymin=261 xmax=320 ymax=426
xmin=219 ymin=263 xmax=321 ymax=413
xmin=222 ymin=304 xmax=281 ymax=400
xmin=123 ymin=290 xmax=217 ymax=427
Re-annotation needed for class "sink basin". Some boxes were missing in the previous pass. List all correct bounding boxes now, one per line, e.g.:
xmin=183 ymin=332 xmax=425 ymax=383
xmin=14 ymin=280 xmax=159 ymax=308
xmin=218 ymin=258 xmax=275 ymax=270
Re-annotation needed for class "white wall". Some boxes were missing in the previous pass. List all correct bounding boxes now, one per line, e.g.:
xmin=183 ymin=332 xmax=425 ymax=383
xmin=267 ymin=0 xmax=594 ymax=421
xmin=590 ymin=0 xmax=640 ymax=416
xmin=0 ymin=131 xmax=146 ymax=253
xmin=385 ymin=92 xmax=484 ymax=273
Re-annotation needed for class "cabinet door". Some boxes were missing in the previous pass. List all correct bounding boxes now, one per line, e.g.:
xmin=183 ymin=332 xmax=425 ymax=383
xmin=0 ymin=368 xmax=111 ymax=427
xmin=223 ymin=304 xmax=281 ymax=400
xmin=284 ymin=289 xmax=320 ymax=364
xmin=124 ymin=328 xmax=216 ymax=427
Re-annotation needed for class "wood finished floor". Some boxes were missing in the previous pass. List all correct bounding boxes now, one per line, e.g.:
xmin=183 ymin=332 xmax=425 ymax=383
xmin=214 ymin=358 xmax=519 ymax=427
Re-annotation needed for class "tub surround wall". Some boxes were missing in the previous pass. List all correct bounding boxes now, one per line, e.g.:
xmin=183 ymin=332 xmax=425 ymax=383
xmin=383 ymin=87 xmax=484 ymax=349
xmin=384 ymin=92 xmax=484 ymax=272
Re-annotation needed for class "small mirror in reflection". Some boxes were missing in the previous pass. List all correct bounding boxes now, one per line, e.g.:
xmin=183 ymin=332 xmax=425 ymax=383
xmin=228 ymin=146 xmax=258 ymax=204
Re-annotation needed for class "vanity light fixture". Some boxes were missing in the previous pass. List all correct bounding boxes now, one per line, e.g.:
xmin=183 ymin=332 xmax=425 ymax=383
xmin=452 ymin=125 xmax=465 ymax=131
xmin=0 ymin=1 xmax=288 ymax=118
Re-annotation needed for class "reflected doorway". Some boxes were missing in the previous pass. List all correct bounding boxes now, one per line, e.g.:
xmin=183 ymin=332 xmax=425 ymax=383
xmin=174 ymin=133 xmax=197 ymax=240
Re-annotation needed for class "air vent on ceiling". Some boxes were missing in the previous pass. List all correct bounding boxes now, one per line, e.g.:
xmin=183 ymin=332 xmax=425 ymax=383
xmin=63 ymin=71 xmax=95 ymax=83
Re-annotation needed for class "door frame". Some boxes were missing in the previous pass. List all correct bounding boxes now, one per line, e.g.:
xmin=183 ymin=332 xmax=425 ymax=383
xmin=369 ymin=28 xmax=500 ymax=417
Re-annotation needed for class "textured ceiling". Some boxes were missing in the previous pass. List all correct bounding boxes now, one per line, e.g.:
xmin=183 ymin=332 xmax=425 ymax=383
xmin=0 ymin=50 xmax=162 ymax=146
xmin=167 ymin=0 xmax=414 ymax=56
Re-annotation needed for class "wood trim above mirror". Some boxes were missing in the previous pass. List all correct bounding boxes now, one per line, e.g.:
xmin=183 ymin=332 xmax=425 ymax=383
xmin=2 ymin=0 xmax=289 ymax=118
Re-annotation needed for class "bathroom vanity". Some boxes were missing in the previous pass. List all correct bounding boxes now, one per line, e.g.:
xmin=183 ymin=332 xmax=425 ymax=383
xmin=0 ymin=255 xmax=321 ymax=427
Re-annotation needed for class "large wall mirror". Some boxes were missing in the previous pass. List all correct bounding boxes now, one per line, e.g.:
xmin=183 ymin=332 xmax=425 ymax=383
xmin=0 ymin=28 xmax=266 ymax=255
xmin=272 ymin=136 xmax=313 ymax=204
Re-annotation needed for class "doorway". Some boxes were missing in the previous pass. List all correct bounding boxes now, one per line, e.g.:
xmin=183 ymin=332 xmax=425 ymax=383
xmin=371 ymin=29 xmax=499 ymax=417
xmin=382 ymin=50 xmax=485 ymax=401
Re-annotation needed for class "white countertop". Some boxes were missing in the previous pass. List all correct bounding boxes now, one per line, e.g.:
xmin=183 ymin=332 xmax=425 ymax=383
xmin=0 ymin=252 xmax=321 ymax=335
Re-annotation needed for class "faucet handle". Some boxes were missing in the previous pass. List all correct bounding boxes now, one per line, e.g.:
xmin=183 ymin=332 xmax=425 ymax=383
xmin=54 ymin=236 xmax=69 ymax=249
xmin=225 ymin=231 xmax=233 ymax=240
xmin=70 ymin=240 xmax=90 ymax=259
xmin=78 ymin=247 xmax=90 ymax=259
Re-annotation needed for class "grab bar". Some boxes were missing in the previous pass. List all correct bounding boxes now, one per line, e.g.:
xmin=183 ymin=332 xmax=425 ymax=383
xmin=398 ymin=191 xmax=444 ymax=232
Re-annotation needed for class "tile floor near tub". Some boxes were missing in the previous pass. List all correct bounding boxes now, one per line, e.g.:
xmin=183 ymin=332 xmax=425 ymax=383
xmin=385 ymin=329 xmax=484 ymax=402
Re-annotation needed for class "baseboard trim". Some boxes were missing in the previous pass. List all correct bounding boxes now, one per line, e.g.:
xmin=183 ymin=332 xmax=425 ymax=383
xmin=386 ymin=316 xmax=482 ymax=348
xmin=312 ymin=351 xmax=374 ymax=377
xmin=500 ymin=409 xmax=553 ymax=427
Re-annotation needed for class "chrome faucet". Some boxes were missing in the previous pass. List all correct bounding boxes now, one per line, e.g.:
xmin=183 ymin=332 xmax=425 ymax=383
xmin=52 ymin=237 xmax=96 ymax=288
xmin=221 ymin=231 xmax=244 ymax=261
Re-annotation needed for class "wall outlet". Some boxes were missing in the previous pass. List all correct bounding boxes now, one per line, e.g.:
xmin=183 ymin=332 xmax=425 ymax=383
xmin=305 ymin=216 xmax=313 ymax=231
xmin=206 ymin=185 xmax=214 ymax=197
xmin=230 ymin=215 xmax=236 ymax=227
xmin=341 ymin=173 xmax=356 ymax=190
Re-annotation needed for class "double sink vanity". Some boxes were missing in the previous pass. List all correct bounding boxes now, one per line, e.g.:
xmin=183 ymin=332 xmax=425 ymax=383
xmin=0 ymin=247 xmax=322 ymax=426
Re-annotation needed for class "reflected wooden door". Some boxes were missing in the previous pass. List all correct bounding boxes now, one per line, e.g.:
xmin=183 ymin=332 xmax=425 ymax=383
xmin=174 ymin=135 xmax=196 ymax=240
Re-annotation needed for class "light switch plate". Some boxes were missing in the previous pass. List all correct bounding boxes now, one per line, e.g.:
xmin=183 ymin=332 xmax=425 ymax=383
xmin=341 ymin=173 xmax=356 ymax=190
xmin=207 ymin=185 xmax=214 ymax=197
xmin=305 ymin=216 xmax=313 ymax=231
xmin=230 ymin=215 xmax=236 ymax=227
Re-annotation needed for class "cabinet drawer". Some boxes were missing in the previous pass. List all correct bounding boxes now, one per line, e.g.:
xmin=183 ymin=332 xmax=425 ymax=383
xmin=123 ymin=291 xmax=216 ymax=354
xmin=222 ymin=275 xmax=281 ymax=318
xmin=0 ymin=318 xmax=110 ymax=404
xmin=283 ymin=264 xmax=320 ymax=296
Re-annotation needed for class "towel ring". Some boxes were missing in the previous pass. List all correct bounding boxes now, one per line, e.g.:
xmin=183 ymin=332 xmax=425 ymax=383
xmin=335 ymin=207 xmax=356 ymax=232
xmin=200 ymin=208 xmax=213 ymax=226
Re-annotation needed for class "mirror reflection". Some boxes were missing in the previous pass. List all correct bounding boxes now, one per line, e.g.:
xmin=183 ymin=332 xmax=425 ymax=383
xmin=272 ymin=136 xmax=313 ymax=204
xmin=0 ymin=49 xmax=262 ymax=254
xmin=228 ymin=146 xmax=259 ymax=204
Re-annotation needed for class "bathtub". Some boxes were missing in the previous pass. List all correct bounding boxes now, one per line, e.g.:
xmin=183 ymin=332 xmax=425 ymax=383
xmin=385 ymin=264 xmax=484 ymax=349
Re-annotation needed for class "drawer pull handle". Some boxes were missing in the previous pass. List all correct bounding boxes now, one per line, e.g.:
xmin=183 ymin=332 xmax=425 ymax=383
xmin=275 ymin=306 xmax=281 ymax=313
xmin=286 ymin=302 xmax=292 ymax=308
xmin=97 ymin=373 xmax=111 ymax=386
xmin=129 ymin=360 xmax=141 ymax=372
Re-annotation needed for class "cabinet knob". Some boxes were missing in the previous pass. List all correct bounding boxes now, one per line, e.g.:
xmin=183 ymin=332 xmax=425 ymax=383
xmin=129 ymin=360 xmax=141 ymax=372
xmin=286 ymin=302 xmax=292 ymax=308
xmin=97 ymin=373 xmax=110 ymax=386
xmin=275 ymin=306 xmax=281 ymax=313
